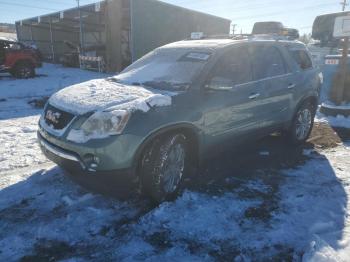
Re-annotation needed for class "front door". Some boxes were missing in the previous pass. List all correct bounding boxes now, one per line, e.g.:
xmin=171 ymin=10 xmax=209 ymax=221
xmin=200 ymin=46 xmax=267 ymax=149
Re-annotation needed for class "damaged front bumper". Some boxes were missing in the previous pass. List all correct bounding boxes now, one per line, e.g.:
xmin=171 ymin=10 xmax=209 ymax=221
xmin=37 ymin=122 xmax=143 ymax=174
xmin=38 ymin=133 xmax=86 ymax=170
xmin=38 ymin=132 xmax=139 ymax=196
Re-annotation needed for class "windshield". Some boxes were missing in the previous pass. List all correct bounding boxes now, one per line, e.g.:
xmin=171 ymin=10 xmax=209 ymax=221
xmin=114 ymin=48 xmax=211 ymax=90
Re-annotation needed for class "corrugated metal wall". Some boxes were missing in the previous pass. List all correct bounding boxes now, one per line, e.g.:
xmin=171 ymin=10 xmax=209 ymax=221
xmin=16 ymin=23 xmax=80 ymax=62
xmin=16 ymin=2 xmax=106 ymax=63
xmin=130 ymin=0 xmax=231 ymax=61
xmin=16 ymin=0 xmax=230 ymax=72
xmin=105 ymin=0 xmax=123 ymax=72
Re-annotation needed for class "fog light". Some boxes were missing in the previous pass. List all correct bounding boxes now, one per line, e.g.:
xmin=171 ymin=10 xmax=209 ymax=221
xmin=90 ymin=163 xmax=98 ymax=169
xmin=83 ymin=154 xmax=100 ymax=172
xmin=83 ymin=154 xmax=99 ymax=163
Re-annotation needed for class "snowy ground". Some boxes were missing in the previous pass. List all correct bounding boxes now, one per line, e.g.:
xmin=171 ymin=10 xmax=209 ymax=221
xmin=1 ymin=64 xmax=350 ymax=261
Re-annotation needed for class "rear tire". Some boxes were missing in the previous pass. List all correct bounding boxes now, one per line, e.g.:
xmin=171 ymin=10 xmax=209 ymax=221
xmin=140 ymin=133 xmax=188 ymax=203
xmin=12 ymin=62 xmax=35 ymax=79
xmin=287 ymin=102 xmax=316 ymax=145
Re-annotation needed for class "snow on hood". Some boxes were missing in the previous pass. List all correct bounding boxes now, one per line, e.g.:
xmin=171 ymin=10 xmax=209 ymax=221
xmin=49 ymin=78 xmax=174 ymax=115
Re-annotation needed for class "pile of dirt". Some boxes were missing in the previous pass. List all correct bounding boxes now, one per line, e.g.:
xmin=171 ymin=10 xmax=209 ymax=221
xmin=308 ymin=122 xmax=343 ymax=149
xmin=28 ymin=96 xmax=49 ymax=109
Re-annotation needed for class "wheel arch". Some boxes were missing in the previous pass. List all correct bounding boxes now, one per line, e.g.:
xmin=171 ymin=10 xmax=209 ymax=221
xmin=283 ymin=94 xmax=319 ymax=130
xmin=286 ymin=94 xmax=319 ymax=130
xmin=296 ymin=95 xmax=319 ymax=114
xmin=133 ymin=123 xmax=201 ymax=173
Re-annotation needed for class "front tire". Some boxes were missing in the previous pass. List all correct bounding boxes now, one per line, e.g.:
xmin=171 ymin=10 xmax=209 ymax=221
xmin=140 ymin=134 xmax=188 ymax=203
xmin=287 ymin=102 xmax=315 ymax=144
xmin=12 ymin=62 xmax=35 ymax=79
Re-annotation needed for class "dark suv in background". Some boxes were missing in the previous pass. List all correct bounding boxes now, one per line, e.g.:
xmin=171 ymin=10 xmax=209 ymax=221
xmin=38 ymin=36 xmax=322 ymax=202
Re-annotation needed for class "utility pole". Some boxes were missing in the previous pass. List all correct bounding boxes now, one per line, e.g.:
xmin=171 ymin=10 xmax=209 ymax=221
xmin=77 ymin=0 xmax=84 ymax=54
xmin=341 ymin=0 xmax=348 ymax=11
xmin=231 ymin=24 xmax=237 ymax=35
xmin=331 ymin=0 xmax=350 ymax=104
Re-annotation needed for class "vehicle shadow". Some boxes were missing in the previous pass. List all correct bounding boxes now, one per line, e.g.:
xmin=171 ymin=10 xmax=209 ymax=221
xmin=194 ymin=122 xmax=350 ymax=191
xmin=0 ymin=73 xmax=48 ymax=80
xmin=183 ymin=125 xmax=348 ymax=259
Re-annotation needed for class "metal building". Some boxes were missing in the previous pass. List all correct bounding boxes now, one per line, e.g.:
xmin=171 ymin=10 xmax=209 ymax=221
xmin=15 ymin=0 xmax=231 ymax=72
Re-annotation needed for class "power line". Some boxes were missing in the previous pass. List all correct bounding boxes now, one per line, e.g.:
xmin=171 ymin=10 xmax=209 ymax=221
xmin=169 ymin=0 xmax=336 ymax=13
xmin=21 ymin=0 xmax=75 ymax=6
xmin=0 ymin=0 xmax=96 ymax=11
xmin=299 ymin=25 xmax=312 ymax=29
xmin=232 ymin=3 xmax=335 ymax=21
xmin=0 ymin=1 xmax=60 ymax=11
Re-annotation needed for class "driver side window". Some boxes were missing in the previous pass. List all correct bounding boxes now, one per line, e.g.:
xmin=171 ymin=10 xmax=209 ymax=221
xmin=209 ymin=47 xmax=252 ymax=87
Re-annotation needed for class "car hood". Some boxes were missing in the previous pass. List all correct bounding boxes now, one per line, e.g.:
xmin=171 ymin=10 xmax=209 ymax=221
xmin=49 ymin=78 xmax=174 ymax=115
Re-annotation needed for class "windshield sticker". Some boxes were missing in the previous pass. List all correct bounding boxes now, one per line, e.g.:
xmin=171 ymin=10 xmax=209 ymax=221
xmin=184 ymin=52 xmax=211 ymax=61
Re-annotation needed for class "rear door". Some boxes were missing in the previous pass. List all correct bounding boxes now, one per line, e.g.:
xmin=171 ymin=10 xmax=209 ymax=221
xmin=286 ymin=46 xmax=319 ymax=106
xmin=250 ymin=43 xmax=294 ymax=128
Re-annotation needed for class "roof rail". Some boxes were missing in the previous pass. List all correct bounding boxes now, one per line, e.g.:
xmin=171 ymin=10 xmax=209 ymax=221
xmin=186 ymin=33 xmax=298 ymax=41
xmin=250 ymin=33 xmax=285 ymax=40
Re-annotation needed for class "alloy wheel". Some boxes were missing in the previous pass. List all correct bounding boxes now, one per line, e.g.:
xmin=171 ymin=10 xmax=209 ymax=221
xmin=162 ymin=143 xmax=185 ymax=193
xmin=295 ymin=108 xmax=312 ymax=141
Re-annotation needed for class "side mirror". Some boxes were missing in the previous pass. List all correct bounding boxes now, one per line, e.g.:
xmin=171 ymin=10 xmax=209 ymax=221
xmin=205 ymin=77 xmax=234 ymax=91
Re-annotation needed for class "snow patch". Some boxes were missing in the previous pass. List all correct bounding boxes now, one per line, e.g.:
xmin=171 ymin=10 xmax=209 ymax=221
xmin=316 ymin=113 xmax=350 ymax=129
xmin=302 ymin=237 xmax=344 ymax=262
xmin=0 ymin=63 xmax=107 ymax=100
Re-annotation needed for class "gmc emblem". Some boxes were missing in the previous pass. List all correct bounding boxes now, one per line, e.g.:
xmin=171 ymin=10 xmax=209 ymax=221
xmin=45 ymin=110 xmax=61 ymax=124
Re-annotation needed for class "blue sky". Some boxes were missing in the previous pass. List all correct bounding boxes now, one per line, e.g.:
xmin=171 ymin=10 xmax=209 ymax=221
xmin=0 ymin=0 xmax=344 ymax=34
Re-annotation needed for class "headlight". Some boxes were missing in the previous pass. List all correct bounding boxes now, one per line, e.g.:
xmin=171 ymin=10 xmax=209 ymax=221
xmin=81 ymin=109 xmax=130 ymax=135
xmin=67 ymin=109 xmax=130 ymax=143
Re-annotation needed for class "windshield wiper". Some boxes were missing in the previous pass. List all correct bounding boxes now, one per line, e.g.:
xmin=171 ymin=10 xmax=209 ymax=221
xmin=108 ymin=78 xmax=189 ymax=91
xmin=109 ymin=78 xmax=142 ymax=87
xmin=108 ymin=77 xmax=122 ymax=83
xmin=142 ymin=81 xmax=189 ymax=91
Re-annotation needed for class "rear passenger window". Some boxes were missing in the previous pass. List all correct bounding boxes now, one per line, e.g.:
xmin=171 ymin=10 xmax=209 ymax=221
xmin=210 ymin=47 xmax=252 ymax=86
xmin=251 ymin=46 xmax=287 ymax=80
xmin=289 ymin=49 xmax=313 ymax=70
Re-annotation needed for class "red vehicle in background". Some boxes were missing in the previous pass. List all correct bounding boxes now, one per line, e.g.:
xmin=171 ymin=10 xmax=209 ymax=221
xmin=0 ymin=39 xmax=42 ymax=78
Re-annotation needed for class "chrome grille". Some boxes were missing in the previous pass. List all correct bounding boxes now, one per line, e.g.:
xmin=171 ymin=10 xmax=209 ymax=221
xmin=44 ymin=104 xmax=75 ymax=130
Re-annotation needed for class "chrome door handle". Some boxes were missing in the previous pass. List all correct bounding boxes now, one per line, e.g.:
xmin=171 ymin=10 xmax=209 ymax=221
xmin=249 ymin=93 xmax=260 ymax=99
xmin=288 ymin=84 xmax=296 ymax=89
